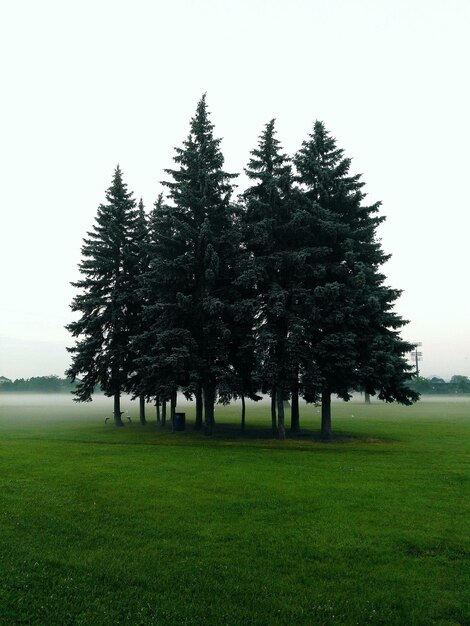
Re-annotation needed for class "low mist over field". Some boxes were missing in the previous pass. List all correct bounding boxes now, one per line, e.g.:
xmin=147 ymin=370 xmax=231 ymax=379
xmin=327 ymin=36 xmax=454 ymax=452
xmin=1 ymin=391 xmax=468 ymax=419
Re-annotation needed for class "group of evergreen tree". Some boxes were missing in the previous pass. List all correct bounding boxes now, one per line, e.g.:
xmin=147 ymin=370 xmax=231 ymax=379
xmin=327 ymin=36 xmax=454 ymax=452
xmin=66 ymin=95 xmax=418 ymax=439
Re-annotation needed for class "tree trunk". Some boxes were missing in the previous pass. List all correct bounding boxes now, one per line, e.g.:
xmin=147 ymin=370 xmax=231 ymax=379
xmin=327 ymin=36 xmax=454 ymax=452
xmin=155 ymin=396 xmax=161 ymax=425
xmin=277 ymin=386 xmax=286 ymax=440
xmin=195 ymin=383 xmax=203 ymax=430
xmin=170 ymin=389 xmax=177 ymax=432
xmin=113 ymin=392 xmax=124 ymax=427
xmin=365 ymin=391 xmax=371 ymax=404
xmin=290 ymin=372 xmax=300 ymax=433
xmin=204 ymin=383 xmax=215 ymax=435
xmin=321 ymin=388 xmax=332 ymax=440
xmin=241 ymin=393 xmax=246 ymax=432
xmin=139 ymin=394 xmax=146 ymax=425
xmin=161 ymin=399 xmax=167 ymax=427
xmin=271 ymin=389 xmax=277 ymax=436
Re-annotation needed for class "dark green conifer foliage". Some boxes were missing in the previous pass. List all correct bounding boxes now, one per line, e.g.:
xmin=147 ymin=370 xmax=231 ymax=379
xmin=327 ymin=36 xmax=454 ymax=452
xmin=241 ymin=120 xmax=319 ymax=438
xmin=66 ymin=166 xmax=140 ymax=426
xmin=135 ymin=193 xmax=186 ymax=426
xmin=131 ymin=197 xmax=149 ymax=425
xmin=140 ymin=95 xmax=238 ymax=434
xmin=219 ymin=242 xmax=260 ymax=431
xmin=225 ymin=295 xmax=260 ymax=432
xmin=295 ymin=122 xmax=418 ymax=439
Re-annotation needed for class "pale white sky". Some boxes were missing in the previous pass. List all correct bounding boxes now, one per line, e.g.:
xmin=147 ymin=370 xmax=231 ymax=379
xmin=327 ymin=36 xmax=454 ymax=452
xmin=1 ymin=0 xmax=469 ymax=380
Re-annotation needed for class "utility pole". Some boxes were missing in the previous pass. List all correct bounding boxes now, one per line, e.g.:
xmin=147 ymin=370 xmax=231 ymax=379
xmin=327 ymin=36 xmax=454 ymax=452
xmin=412 ymin=342 xmax=423 ymax=377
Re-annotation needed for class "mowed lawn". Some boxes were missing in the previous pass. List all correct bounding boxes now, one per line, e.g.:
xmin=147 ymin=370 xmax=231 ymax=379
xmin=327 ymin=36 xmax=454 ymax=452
xmin=0 ymin=395 xmax=469 ymax=626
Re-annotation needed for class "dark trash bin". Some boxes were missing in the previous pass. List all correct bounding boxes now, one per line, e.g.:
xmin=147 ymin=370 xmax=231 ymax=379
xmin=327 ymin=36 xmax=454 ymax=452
xmin=174 ymin=412 xmax=186 ymax=431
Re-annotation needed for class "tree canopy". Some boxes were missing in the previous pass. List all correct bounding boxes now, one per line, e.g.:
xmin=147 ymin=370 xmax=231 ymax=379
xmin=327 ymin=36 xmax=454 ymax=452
xmin=294 ymin=121 xmax=418 ymax=437
xmin=66 ymin=97 xmax=420 ymax=437
xmin=66 ymin=166 xmax=141 ymax=425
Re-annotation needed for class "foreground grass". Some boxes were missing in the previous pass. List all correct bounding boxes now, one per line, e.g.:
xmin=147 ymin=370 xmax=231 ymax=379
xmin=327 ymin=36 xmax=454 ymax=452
xmin=0 ymin=396 xmax=469 ymax=625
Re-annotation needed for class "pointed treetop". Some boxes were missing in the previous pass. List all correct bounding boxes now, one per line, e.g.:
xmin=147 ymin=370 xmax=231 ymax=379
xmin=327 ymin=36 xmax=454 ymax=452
xmin=196 ymin=91 xmax=208 ymax=113
xmin=103 ymin=164 xmax=134 ymax=207
xmin=298 ymin=121 xmax=344 ymax=166
xmin=244 ymin=119 xmax=292 ymax=195
xmin=294 ymin=121 xmax=371 ymax=212
xmin=247 ymin=119 xmax=289 ymax=174
xmin=163 ymin=94 xmax=236 ymax=205
xmin=154 ymin=192 xmax=164 ymax=210
xmin=136 ymin=197 xmax=147 ymax=235
xmin=190 ymin=92 xmax=216 ymax=145
xmin=114 ymin=164 xmax=123 ymax=180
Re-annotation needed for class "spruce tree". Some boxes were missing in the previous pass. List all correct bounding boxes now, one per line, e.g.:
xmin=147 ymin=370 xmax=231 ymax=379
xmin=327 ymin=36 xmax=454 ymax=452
xmin=135 ymin=193 xmax=188 ymax=428
xmin=66 ymin=166 xmax=140 ymax=426
xmin=295 ymin=122 xmax=418 ymax=439
xmin=241 ymin=120 xmax=319 ymax=438
xmin=140 ymin=95 xmax=238 ymax=434
xmin=219 ymin=255 xmax=260 ymax=432
xmin=129 ymin=197 xmax=150 ymax=425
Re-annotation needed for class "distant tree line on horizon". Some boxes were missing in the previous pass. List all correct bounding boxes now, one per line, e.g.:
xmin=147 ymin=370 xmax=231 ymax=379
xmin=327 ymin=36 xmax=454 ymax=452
xmin=0 ymin=376 xmax=78 ymax=393
xmin=66 ymin=95 xmax=419 ymax=439
xmin=2 ymin=374 xmax=466 ymax=396
xmin=409 ymin=375 xmax=470 ymax=395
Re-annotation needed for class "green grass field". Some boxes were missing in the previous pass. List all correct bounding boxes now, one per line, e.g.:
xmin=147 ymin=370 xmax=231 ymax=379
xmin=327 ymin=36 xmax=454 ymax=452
xmin=0 ymin=394 xmax=469 ymax=626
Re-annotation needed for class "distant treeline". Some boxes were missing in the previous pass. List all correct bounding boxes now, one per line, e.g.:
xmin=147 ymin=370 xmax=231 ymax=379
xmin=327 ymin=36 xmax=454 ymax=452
xmin=1 ymin=374 xmax=468 ymax=395
xmin=409 ymin=376 xmax=470 ymax=395
xmin=0 ymin=376 xmax=79 ymax=393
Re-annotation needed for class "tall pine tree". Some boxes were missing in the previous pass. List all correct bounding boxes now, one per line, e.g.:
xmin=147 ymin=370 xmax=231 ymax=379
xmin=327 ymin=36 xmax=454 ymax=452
xmin=241 ymin=120 xmax=319 ymax=438
xmin=128 ymin=197 xmax=150 ymax=425
xmin=140 ymin=95 xmax=238 ymax=434
xmin=219 ymin=208 xmax=261 ymax=431
xmin=295 ymin=121 xmax=418 ymax=438
xmin=66 ymin=166 xmax=141 ymax=426
xmin=137 ymin=192 xmax=192 ymax=429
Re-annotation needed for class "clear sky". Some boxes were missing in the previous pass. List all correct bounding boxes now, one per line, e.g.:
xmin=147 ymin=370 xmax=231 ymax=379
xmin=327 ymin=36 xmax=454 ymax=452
xmin=0 ymin=0 xmax=469 ymax=381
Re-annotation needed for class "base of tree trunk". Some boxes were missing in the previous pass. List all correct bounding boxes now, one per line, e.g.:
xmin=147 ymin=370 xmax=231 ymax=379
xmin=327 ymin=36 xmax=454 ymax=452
xmin=155 ymin=396 xmax=161 ymax=425
xmin=204 ymin=384 xmax=215 ymax=435
xmin=290 ymin=378 xmax=300 ymax=432
xmin=271 ymin=390 xmax=277 ymax=436
xmin=195 ymin=384 xmax=203 ymax=430
xmin=321 ymin=389 xmax=332 ymax=440
xmin=114 ymin=392 xmax=124 ymax=427
xmin=139 ymin=394 xmax=146 ymax=425
xmin=277 ymin=387 xmax=286 ymax=440
xmin=170 ymin=390 xmax=177 ymax=432
xmin=241 ymin=394 xmax=246 ymax=432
